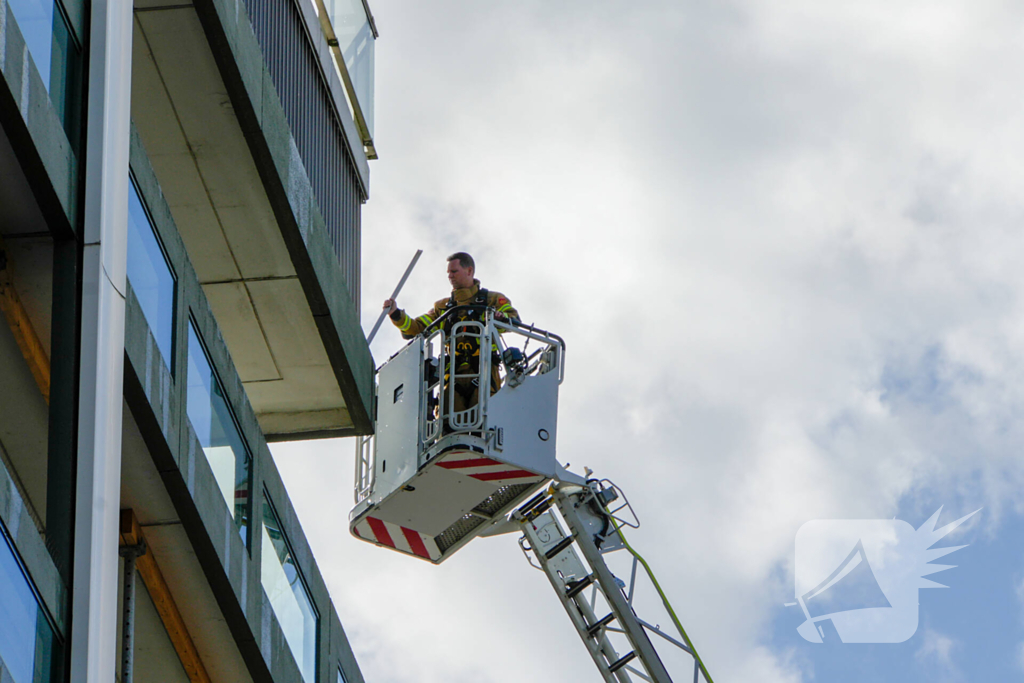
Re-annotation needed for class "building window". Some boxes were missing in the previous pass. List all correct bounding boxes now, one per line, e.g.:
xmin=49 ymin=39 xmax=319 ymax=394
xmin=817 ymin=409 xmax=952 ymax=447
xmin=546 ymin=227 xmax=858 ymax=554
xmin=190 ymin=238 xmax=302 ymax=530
xmin=7 ymin=0 xmax=83 ymax=144
xmin=186 ymin=321 xmax=251 ymax=547
xmin=0 ymin=521 xmax=57 ymax=683
xmin=126 ymin=176 xmax=175 ymax=369
xmin=261 ymin=494 xmax=317 ymax=683
xmin=338 ymin=667 xmax=348 ymax=683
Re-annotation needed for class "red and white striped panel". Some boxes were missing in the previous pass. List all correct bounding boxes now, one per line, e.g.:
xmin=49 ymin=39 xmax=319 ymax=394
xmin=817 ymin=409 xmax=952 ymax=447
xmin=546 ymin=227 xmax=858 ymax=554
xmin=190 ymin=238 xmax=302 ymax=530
xmin=352 ymin=516 xmax=442 ymax=562
xmin=435 ymin=453 xmax=544 ymax=484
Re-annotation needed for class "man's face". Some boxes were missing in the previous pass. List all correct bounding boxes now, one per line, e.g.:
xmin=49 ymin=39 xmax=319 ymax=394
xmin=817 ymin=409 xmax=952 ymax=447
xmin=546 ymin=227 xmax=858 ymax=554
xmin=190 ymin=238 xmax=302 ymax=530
xmin=447 ymin=259 xmax=475 ymax=289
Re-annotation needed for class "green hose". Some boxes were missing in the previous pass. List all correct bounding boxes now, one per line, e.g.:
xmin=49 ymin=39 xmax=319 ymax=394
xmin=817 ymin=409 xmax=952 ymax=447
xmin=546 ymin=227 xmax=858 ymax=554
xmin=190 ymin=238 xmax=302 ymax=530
xmin=611 ymin=518 xmax=714 ymax=683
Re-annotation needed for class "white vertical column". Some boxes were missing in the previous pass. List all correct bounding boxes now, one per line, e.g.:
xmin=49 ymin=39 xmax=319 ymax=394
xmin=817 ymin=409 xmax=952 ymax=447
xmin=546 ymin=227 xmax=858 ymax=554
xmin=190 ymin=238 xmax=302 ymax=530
xmin=69 ymin=0 xmax=134 ymax=681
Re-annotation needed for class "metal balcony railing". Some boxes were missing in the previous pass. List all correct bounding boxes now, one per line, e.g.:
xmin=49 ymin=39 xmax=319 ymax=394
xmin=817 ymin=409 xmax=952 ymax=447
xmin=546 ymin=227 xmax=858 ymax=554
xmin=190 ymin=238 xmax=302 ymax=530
xmin=243 ymin=0 xmax=366 ymax=313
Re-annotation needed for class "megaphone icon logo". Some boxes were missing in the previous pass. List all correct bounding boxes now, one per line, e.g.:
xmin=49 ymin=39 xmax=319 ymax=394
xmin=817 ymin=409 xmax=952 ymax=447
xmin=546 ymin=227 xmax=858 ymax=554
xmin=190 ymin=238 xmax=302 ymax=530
xmin=792 ymin=507 xmax=978 ymax=644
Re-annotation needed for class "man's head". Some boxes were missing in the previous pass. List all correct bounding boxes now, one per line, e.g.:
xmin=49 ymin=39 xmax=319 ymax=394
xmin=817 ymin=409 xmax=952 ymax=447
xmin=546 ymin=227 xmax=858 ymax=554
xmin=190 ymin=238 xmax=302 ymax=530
xmin=447 ymin=252 xmax=476 ymax=289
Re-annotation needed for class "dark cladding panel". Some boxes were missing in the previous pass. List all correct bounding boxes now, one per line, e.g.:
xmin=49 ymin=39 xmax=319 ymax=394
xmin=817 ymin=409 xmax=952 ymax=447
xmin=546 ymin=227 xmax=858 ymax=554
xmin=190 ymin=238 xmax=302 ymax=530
xmin=243 ymin=0 xmax=363 ymax=315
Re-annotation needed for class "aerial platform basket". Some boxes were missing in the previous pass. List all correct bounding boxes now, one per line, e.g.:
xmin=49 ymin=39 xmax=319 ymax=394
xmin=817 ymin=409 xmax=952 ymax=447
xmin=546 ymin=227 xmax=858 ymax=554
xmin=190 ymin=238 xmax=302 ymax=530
xmin=350 ymin=309 xmax=583 ymax=563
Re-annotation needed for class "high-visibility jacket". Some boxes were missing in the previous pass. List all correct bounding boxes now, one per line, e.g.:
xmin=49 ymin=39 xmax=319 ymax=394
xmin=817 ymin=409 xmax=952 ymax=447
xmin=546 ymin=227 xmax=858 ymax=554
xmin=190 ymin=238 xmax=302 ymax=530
xmin=391 ymin=280 xmax=518 ymax=398
xmin=389 ymin=280 xmax=519 ymax=340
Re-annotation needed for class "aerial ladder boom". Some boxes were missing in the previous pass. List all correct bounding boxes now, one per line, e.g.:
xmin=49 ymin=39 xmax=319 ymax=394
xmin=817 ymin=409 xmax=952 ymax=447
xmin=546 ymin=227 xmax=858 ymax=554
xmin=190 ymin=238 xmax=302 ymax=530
xmin=352 ymin=309 xmax=712 ymax=681
xmin=515 ymin=481 xmax=712 ymax=682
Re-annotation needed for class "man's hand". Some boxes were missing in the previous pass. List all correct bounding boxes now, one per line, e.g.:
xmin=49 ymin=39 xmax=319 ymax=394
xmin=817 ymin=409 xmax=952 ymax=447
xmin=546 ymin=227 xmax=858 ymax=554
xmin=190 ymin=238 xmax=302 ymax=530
xmin=383 ymin=298 xmax=400 ymax=319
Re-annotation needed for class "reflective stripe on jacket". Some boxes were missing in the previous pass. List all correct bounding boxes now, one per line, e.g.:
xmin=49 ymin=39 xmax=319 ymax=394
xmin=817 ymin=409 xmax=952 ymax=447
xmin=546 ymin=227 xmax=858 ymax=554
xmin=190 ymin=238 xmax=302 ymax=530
xmin=390 ymin=279 xmax=519 ymax=340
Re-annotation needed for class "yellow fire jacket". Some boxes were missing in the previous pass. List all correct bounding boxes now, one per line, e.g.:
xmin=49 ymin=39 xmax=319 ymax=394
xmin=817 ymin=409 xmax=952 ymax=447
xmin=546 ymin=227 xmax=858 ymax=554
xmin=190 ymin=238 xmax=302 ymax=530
xmin=389 ymin=279 xmax=519 ymax=340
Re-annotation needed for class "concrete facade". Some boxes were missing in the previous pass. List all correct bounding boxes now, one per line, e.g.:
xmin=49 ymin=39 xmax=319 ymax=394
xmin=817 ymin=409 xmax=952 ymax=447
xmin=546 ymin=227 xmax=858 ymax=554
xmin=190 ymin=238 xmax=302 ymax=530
xmin=0 ymin=0 xmax=374 ymax=680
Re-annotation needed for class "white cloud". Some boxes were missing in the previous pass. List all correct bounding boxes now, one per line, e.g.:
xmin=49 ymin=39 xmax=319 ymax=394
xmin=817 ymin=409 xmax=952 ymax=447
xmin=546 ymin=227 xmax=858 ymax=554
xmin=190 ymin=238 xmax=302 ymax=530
xmin=731 ymin=646 xmax=805 ymax=683
xmin=275 ymin=0 xmax=1024 ymax=680
xmin=915 ymin=629 xmax=963 ymax=681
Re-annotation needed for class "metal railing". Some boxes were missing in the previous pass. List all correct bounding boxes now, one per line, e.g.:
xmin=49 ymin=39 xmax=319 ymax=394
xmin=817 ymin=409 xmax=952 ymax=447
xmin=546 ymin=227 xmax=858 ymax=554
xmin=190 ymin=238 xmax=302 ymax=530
xmin=242 ymin=0 xmax=364 ymax=313
xmin=311 ymin=0 xmax=377 ymax=156
xmin=353 ymin=309 xmax=566 ymax=505
xmin=420 ymin=308 xmax=565 ymax=450
xmin=353 ymin=434 xmax=374 ymax=504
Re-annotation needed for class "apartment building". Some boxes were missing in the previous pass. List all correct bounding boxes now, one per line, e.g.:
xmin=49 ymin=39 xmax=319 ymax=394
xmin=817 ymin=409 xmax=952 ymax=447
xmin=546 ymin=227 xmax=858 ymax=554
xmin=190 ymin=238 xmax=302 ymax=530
xmin=0 ymin=0 xmax=377 ymax=681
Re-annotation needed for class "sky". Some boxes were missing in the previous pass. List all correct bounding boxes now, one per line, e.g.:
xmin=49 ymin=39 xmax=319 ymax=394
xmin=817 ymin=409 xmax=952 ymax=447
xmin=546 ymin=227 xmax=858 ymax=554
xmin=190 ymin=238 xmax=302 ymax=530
xmin=270 ymin=1 xmax=1024 ymax=681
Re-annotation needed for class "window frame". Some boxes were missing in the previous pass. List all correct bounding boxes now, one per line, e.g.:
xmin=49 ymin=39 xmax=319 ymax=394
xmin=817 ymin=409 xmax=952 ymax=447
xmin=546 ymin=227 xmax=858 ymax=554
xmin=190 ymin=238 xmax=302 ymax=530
xmin=0 ymin=517 xmax=61 ymax=683
xmin=261 ymin=489 xmax=319 ymax=682
xmin=185 ymin=316 xmax=254 ymax=553
xmin=126 ymin=171 xmax=178 ymax=374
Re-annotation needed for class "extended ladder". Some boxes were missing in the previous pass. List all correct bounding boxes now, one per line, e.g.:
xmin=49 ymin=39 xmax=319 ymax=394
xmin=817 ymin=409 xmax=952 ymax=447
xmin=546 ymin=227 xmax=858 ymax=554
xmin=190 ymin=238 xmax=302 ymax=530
xmin=514 ymin=482 xmax=712 ymax=683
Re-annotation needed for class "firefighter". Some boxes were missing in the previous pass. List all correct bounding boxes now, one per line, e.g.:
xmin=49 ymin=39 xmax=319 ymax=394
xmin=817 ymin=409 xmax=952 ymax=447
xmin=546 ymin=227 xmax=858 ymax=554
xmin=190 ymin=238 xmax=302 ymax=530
xmin=383 ymin=252 xmax=519 ymax=412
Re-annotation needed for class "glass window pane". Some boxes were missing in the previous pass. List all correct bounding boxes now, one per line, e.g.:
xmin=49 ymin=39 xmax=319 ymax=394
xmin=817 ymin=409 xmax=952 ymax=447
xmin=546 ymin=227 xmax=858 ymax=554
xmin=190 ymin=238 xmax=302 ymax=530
xmin=48 ymin=6 xmax=82 ymax=144
xmin=8 ymin=0 xmax=82 ymax=142
xmin=262 ymin=497 xmax=317 ymax=683
xmin=186 ymin=322 xmax=251 ymax=547
xmin=126 ymin=178 xmax=175 ymax=368
xmin=325 ymin=0 xmax=374 ymax=136
xmin=0 ymin=522 xmax=56 ymax=683
xmin=8 ymin=0 xmax=54 ymax=93
xmin=338 ymin=667 xmax=347 ymax=683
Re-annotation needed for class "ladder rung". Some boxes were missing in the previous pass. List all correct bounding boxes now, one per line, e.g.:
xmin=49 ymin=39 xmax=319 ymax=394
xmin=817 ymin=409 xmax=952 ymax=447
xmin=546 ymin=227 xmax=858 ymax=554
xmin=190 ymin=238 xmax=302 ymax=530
xmin=608 ymin=652 xmax=636 ymax=673
xmin=518 ymin=492 xmax=548 ymax=515
xmin=523 ymin=498 xmax=552 ymax=522
xmin=565 ymin=575 xmax=593 ymax=598
xmin=545 ymin=535 xmax=575 ymax=559
xmin=587 ymin=613 xmax=616 ymax=638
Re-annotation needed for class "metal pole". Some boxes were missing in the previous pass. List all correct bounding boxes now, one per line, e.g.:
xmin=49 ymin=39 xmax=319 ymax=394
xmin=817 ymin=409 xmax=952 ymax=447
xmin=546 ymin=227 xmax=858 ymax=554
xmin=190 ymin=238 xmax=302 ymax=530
xmin=119 ymin=544 xmax=145 ymax=683
xmin=367 ymin=249 xmax=422 ymax=344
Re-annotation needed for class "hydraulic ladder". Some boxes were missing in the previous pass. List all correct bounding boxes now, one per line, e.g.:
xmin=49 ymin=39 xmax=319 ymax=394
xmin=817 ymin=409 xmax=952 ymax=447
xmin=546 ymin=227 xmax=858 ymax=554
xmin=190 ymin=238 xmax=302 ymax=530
xmin=514 ymin=482 xmax=712 ymax=683
xmin=354 ymin=302 xmax=713 ymax=679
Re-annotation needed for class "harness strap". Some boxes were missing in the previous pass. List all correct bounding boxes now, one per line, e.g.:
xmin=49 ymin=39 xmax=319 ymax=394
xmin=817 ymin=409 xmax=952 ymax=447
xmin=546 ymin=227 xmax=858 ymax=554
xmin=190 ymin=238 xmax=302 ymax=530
xmin=445 ymin=288 xmax=499 ymax=376
xmin=446 ymin=288 xmax=489 ymax=310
